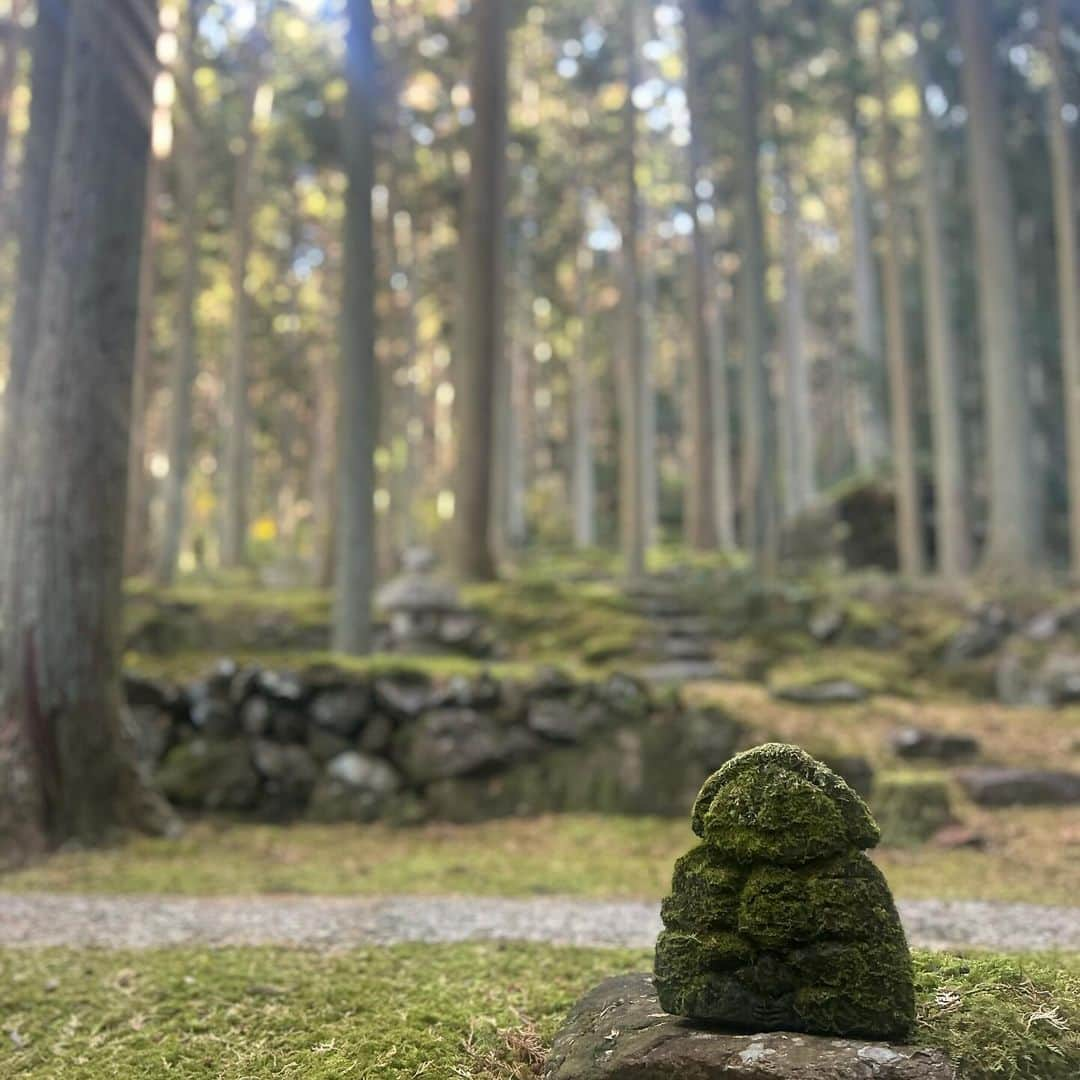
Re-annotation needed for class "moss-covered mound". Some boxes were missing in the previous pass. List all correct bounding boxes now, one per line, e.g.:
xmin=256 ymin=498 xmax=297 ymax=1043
xmin=655 ymin=743 xmax=916 ymax=1039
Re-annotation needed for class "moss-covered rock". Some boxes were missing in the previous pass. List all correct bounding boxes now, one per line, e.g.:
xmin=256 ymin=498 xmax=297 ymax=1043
xmin=874 ymin=772 xmax=955 ymax=847
xmin=655 ymin=743 xmax=915 ymax=1039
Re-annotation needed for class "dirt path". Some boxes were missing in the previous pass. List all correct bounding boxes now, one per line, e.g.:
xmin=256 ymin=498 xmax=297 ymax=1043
xmin=2 ymin=894 xmax=1077 ymax=952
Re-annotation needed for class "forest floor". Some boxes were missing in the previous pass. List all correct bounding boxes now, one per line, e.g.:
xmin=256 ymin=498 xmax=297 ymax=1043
xmin=1 ymin=945 xmax=1078 ymax=1079
xmin=4 ymin=565 xmax=1080 ymax=1077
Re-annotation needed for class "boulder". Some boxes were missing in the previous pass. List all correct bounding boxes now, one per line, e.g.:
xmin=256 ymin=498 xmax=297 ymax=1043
xmin=817 ymin=754 xmax=875 ymax=798
xmin=128 ymin=705 xmax=175 ymax=768
xmin=306 ymin=726 xmax=352 ymax=764
xmin=373 ymin=672 xmax=432 ymax=721
xmin=190 ymin=698 xmax=240 ymax=740
xmin=808 ymin=606 xmax=846 ymax=643
xmin=251 ymin=740 xmax=319 ymax=818
xmin=544 ymin=973 xmax=953 ymax=1080
xmin=771 ymin=679 xmax=870 ymax=705
xmin=996 ymin=650 xmax=1080 ymax=707
xmin=527 ymin=698 xmax=607 ymax=744
xmin=874 ymin=773 xmax=955 ymax=847
xmin=943 ymin=606 xmax=1011 ymax=665
xmin=310 ymin=685 xmax=371 ymax=737
xmin=156 ymin=738 xmax=259 ymax=811
xmin=308 ymin=752 xmax=402 ymax=822
xmin=655 ymin=744 xmax=915 ymax=1039
xmin=889 ymin=728 xmax=980 ymax=763
xmin=240 ymin=694 xmax=274 ymax=738
xmin=396 ymin=708 xmax=518 ymax=783
xmin=123 ymin=673 xmax=178 ymax=711
xmin=955 ymin=767 xmax=1080 ymax=807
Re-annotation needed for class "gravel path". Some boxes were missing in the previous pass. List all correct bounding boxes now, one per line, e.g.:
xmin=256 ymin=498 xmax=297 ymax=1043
xmin=1 ymin=894 xmax=1077 ymax=952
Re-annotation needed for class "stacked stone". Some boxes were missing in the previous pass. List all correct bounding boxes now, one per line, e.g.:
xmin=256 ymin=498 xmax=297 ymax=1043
xmin=655 ymin=743 xmax=915 ymax=1039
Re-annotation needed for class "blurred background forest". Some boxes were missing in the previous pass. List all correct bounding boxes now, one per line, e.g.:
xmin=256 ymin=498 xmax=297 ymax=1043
xmin=2 ymin=0 xmax=1078 ymax=621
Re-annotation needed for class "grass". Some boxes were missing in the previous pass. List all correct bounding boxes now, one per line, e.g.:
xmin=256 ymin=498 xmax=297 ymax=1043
xmin=0 ymin=945 xmax=1076 ymax=1079
xmin=3 ymin=811 xmax=1077 ymax=906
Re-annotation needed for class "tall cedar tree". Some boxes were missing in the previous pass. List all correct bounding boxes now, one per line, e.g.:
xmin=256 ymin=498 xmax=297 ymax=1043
xmin=1 ymin=0 xmax=175 ymax=859
xmin=333 ymin=0 xmax=379 ymax=652
xmin=451 ymin=0 xmax=508 ymax=580
xmin=955 ymin=0 xmax=1040 ymax=573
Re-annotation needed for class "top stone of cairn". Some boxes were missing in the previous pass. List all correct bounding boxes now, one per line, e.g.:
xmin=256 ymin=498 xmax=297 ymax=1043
xmin=655 ymin=743 xmax=916 ymax=1039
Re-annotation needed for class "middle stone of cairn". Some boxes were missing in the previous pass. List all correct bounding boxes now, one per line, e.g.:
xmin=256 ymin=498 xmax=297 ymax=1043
xmin=654 ymin=743 xmax=916 ymax=1039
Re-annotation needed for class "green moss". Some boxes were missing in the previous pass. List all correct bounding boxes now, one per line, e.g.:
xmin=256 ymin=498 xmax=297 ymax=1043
xmin=660 ymin=846 xmax=747 ymax=930
xmin=0 ymin=943 xmax=640 ymax=1080
xmin=914 ymin=952 xmax=1080 ymax=1080
xmin=692 ymin=743 xmax=880 ymax=864
xmin=658 ymin=744 xmax=914 ymax=1038
xmin=874 ymin=772 xmax=955 ymax=847
xmin=0 ymin=945 xmax=1075 ymax=1079
xmin=765 ymin=649 xmax=911 ymax=698
xmin=737 ymin=853 xmax=901 ymax=948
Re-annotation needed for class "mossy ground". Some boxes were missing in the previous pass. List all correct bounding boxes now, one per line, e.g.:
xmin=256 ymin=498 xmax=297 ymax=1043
xmin=3 ymin=810 xmax=1077 ymax=906
xmin=0 ymin=946 xmax=1076 ymax=1079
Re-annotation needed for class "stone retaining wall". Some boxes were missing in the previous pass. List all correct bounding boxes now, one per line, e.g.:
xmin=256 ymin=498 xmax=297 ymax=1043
xmin=126 ymin=663 xmax=743 ymax=824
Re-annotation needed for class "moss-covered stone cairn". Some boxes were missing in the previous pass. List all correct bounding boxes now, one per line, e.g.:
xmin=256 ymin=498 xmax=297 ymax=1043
xmin=654 ymin=743 xmax=915 ymax=1039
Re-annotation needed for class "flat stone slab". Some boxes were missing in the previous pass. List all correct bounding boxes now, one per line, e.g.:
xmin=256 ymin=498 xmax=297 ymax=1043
xmin=545 ymin=974 xmax=956 ymax=1079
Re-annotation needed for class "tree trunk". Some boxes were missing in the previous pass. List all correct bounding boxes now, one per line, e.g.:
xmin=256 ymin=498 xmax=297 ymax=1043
xmin=1 ymin=0 xmax=174 ymax=862
xmin=683 ymin=0 xmax=717 ymax=549
xmin=155 ymin=0 xmax=202 ymax=586
xmin=333 ymin=0 xmax=378 ymax=653
xmin=571 ymin=231 xmax=596 ymax=549
xmin=124 ymin=144 xmax=164 ymax=578
xmin=955 ymin=0 xmax=1039 ymax=574
xmin=2 ymin=0 xmax=67 ymax=596
xmin=779 ymin=162 xmax=816 ymax=521
xmin=849 ymin=123 xmax=889 ymax=471
xmin=736 ymin=0 xmax=775 ymax=567
xmin=309 ymin=345 xmax=337 ymax=588
xmin=619 ymin=0 xmax=647 ymax=579
xmin=503 ymin=183 xmax=534 ymax=551
xmin=450 ymin=0 xmax=507 ymax=581
xmin=1045 ymin=0 xmax=1080 ymax=578
xmin=709 ymin=283 xmax=737 ymax=550
xmin=911 ymin=9 xmax=970 ymax=579
xmin=0 ymin=0 xmax=23 ymax=202
xmin=877 ymin=24 xmax=924 ymax=577
xmin=222 ymin=46 xmax=269 ymax=569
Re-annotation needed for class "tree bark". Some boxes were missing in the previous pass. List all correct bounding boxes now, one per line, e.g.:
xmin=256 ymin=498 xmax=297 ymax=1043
xmin=155 ymin=0 xmax=202 ymax=586
xmin=736 ymin=0 xmax=776 ymax=567
xmin=849 ymin=123 xmax=889 ymax=471
xmin=503 ymin=180 xmax=534 ymax=551
xmin=0 ymin=0 xmax=23 ymax=203
xmin=450 ymin=0 xmax=507 ymax=581
xmin=709 ymin=281 xmax=737 ymax=550
xmin=877 ymin=23 xmax=924 ymax=577
xmin=2 ymin=0 xmax=67 ymax=599
xmin=222 ymin=33 xmax=270 ymax=569
xmin=910 ymin=8 xmax=970 ymax=579
xmin=1 ymin=0 xmax=174 ymax=861
xmin=571 ymin=229 xmax=597 ymax=549
xmin=332 ymin=0 xmax=378 ymax=653
xmin=779 ymin=162 xmax=816 ymax=521
xmin=1044 ymin=0 xmax=1080 ymax=578
xmin=619 ymin=0 xmax=647 ymax=579
xmin=955 ymin=0 xmax=1039 ymax=574
xmin=683 ymin=0 xmax=717 ymax=550
xmin=124 ymin=141 xmax=164 ymax=578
